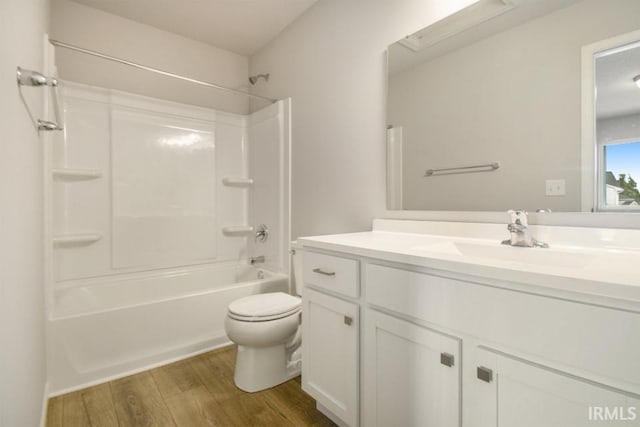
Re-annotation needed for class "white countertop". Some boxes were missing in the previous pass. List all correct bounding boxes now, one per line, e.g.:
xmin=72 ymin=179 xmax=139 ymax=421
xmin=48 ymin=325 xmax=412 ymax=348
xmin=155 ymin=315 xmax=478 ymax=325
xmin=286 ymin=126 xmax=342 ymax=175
xmin=298 ymin=220 xmax=640 ymax=308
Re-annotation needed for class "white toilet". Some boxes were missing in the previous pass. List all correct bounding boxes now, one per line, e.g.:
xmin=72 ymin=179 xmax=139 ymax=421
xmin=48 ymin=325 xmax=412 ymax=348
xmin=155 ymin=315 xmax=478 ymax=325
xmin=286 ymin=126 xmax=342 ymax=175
xmin=224 ymin=246 xmax=304 ymax=392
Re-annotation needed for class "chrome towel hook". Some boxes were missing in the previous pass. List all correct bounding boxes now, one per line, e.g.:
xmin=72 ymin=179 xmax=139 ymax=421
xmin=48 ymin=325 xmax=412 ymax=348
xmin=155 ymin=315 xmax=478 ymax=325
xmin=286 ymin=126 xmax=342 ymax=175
xmin=16 ymin=66 xmax=64 ymax=132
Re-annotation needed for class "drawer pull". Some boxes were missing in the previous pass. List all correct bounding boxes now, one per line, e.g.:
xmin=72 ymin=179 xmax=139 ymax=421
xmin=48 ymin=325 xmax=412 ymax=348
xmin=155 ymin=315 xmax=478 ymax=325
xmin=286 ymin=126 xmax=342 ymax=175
xmin=312 ymin=268 xmax=336 ymax=276
xmin=344 ymin=315 xmax=353 ymax=326
xmin=440 ymin=352 xmax=455 ymax=367
xmin=477 ymin=366 xmax=493 ymax=383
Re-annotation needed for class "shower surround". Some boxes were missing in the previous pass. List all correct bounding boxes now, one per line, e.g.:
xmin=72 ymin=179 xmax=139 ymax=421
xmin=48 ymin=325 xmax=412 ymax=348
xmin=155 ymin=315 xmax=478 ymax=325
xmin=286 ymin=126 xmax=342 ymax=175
xmin=45 ymin=81 xmax=290 ymax=394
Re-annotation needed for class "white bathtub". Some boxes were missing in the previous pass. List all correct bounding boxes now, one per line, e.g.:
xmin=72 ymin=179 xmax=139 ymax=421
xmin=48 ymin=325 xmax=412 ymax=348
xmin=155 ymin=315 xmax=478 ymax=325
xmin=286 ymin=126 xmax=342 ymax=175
xmin=47 ymin=263 xmax=288 ymax=395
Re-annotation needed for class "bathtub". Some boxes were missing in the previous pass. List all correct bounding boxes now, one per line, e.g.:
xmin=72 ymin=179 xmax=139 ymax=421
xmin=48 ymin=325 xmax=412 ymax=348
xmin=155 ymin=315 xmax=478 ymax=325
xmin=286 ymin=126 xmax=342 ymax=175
xmin=47 ymin=263 xmax=288 ymax=395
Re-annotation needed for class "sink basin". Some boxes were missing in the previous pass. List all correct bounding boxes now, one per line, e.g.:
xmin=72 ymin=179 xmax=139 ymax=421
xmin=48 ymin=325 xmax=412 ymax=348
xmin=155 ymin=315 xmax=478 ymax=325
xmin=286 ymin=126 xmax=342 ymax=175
xmin=413 ymin=240 xmax=595 ymax=269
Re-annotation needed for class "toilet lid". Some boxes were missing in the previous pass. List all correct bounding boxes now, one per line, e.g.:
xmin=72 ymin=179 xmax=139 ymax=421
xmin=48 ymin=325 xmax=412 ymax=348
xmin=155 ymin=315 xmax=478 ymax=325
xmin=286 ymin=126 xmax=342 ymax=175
xmin=228 ymin=292 xmax=301 ymax=319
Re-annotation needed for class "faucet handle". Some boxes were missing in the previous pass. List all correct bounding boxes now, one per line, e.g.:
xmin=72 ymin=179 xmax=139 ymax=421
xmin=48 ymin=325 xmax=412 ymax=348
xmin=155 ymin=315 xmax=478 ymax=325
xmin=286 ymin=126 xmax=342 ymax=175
xmin=507 ymin=210 xmax=528 ymax=226
xmin=255 ymin=224 xmax=269 ymax=243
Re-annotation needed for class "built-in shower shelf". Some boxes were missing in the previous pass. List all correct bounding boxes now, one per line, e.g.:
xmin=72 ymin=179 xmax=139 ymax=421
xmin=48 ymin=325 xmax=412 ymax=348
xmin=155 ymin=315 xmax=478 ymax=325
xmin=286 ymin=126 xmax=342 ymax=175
xmin=222 ymin=177 xmax=254 ymax=187
xmin=53 ymin=233 xmax=102 ymax=246
xmin=222 ymin=226 xmax=254 ymax=236
xmin=52 ymin=168 xmax=102 ymax=180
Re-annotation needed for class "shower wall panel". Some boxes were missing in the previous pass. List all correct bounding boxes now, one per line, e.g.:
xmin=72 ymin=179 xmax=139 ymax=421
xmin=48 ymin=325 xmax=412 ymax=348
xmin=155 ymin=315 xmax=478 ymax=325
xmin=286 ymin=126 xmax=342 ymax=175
xmin=52 ymin=81 xmax=249 ymax=282
xmin=111 ymin=107 xmax=216 ymax=269
xmin=248 ymin=100 xmax=290 ymax=276
xmin=53 ymin=89 xmax=111 ymax=280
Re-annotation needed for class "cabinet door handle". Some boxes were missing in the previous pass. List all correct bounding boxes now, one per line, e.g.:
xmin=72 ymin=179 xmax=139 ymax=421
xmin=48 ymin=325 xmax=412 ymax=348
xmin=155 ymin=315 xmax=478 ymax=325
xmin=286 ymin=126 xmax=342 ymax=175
xmin=344 ymin=315 xmax=353 ymax=326
xmin=440 ymin=352 xmax=455 ymax=367
xmin=313 ymin=268 xmax=336 ymax=276
xmin=477 ymin=366 xmax=493 ymax=383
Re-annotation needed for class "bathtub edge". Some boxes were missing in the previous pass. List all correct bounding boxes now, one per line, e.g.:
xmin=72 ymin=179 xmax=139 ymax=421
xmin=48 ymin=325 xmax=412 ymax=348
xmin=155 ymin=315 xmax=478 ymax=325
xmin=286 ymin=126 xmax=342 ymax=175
xmin=48 ymin=339 xmax=233 ymax=397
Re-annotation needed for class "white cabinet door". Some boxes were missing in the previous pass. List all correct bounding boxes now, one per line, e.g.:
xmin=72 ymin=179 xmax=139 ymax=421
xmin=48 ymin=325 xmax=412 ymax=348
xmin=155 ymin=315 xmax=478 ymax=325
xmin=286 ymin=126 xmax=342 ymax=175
xmin=472 ymin=348 xmax=640 ymax=427
xmin=302 ymin=288 xmax=359 ymax=427
xmin=364 ymin=309 xmax=461 ymax=427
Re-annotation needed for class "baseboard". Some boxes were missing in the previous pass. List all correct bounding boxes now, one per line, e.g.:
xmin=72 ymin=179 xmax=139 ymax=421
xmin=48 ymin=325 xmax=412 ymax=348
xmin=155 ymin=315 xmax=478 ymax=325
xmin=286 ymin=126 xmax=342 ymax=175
xmin=316 ymin=403 xmax=349 ymax=427
xmin=48 ymin=340 xmax=232 ymax=397
xmin=39 ymin=382 xmax=50 ymax=427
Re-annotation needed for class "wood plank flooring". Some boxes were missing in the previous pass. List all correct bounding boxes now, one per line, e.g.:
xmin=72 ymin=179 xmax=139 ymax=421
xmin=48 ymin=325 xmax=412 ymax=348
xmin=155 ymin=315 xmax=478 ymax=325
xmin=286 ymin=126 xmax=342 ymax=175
xmin=47 ymin=346 xmax=336 ymax=427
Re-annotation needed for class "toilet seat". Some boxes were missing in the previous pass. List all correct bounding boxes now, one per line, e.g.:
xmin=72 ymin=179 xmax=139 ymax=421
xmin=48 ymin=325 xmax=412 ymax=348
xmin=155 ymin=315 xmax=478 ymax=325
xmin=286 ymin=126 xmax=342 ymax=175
xmin=228 ymin=292 xmax=301 ymax=322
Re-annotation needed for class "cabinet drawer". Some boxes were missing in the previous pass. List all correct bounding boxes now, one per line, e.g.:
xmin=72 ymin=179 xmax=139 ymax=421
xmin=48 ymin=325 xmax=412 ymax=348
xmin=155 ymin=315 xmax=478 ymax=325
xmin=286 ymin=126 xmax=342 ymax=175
xmin=302 ymin=251 xmax=359 ymax=298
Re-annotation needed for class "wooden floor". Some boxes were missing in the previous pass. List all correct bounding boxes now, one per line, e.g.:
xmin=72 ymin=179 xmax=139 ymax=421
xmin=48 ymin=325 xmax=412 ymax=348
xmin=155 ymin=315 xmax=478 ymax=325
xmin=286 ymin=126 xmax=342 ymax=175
xmin=47 ymin=346 xmax=336 ymax=427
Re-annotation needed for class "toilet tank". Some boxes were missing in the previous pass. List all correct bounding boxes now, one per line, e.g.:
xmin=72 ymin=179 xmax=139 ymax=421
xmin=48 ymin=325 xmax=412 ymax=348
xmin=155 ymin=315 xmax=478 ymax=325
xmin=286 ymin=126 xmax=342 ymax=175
xmin=291 ymin=241 xmax=304 ymax=296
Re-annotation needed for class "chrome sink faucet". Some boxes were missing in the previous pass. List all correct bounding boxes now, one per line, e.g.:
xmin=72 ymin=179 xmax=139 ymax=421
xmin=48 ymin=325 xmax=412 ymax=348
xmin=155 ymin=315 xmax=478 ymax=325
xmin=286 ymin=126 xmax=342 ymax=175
xmin=502 ymin=210 xmax=549 ymax=248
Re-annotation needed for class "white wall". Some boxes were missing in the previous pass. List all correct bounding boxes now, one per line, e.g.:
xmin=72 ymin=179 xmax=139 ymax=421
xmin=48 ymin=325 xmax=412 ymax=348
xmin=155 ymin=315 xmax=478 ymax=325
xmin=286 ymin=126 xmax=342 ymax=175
xmin=249 ymin=0 xmax=479 ymax=238
xmin=249 ymin=0 xmax=640 ymax=234
xmin=0 ymin=0 xmax=49 ymax=425
xmin=597 ymin=113 xmax=640 ymax=144
xmin=51 ymin=0 xmax=251 ymax=114
xmin=389 ymin=0 xmax=640 ymax=212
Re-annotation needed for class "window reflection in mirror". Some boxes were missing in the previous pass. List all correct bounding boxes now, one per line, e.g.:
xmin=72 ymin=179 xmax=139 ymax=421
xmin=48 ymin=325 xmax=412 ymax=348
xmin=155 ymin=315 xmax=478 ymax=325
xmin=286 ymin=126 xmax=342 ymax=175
xmin=601 ymin=141 xmax=640 ymax=208
xmin=595 ymin=41 xmax=640 ymax=210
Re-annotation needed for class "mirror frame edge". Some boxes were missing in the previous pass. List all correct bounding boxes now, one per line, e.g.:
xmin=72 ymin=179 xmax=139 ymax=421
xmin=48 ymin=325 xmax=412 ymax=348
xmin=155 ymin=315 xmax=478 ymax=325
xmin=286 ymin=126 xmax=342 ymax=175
xmin=381 ymin=210 xmax=640 ymax=229
xmin=580 ymin=35 xmax=597 ymax=213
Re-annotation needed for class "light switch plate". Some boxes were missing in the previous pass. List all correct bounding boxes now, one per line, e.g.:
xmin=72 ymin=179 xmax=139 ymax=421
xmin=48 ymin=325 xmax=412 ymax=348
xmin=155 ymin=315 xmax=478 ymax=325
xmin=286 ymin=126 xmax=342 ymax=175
xmin=546 ymin=179 xmax=566 ymax=196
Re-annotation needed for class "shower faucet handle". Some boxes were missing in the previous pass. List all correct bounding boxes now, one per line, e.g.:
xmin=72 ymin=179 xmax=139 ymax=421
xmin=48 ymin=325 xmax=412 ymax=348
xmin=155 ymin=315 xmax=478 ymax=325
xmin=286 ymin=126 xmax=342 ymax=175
xmin=255 ymin=224 xmax=269 ymax=243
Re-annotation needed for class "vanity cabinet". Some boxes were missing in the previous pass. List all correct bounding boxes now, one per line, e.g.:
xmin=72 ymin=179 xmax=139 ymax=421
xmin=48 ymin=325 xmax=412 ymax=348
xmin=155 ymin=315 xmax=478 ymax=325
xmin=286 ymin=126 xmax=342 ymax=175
xmin=471 ymin=348 xmax=640 ymax=427
xmin=300 ymin=246 xmax=640 ymax=427
xmin=302 ymin=287 xmax=359 ymax=427
xmin=363 ymin=309 xmax=461 ymax=427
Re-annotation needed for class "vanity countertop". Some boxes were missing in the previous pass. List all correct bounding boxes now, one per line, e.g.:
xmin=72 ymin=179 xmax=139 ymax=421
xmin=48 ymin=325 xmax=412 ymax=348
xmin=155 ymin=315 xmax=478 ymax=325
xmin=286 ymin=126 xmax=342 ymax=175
xmin=298 ymin=220 xmax=640 ymax=309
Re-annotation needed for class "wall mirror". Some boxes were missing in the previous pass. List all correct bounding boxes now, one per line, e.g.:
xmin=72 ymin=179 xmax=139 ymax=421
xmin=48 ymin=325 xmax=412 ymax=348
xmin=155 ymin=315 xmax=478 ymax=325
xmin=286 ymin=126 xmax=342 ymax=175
xmin=386 ymin=0 xmax=640 ymax=213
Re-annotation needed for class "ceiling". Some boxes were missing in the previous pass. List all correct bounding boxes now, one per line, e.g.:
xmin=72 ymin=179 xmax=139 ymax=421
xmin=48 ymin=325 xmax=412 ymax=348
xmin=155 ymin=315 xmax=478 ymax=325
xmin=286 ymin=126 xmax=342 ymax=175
xmin=596 ymin=42 xmax=640 ymax=119
xmin=389 ymin=0 xmax=581 ymax=76
xmin=70 ymin=0 xmax=318 ymax=56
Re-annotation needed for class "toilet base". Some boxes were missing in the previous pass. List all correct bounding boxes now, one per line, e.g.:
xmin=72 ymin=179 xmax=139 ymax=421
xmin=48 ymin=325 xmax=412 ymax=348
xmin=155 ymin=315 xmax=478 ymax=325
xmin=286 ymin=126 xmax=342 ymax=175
xmin=233 ymin=343 xmax=301 ymax=392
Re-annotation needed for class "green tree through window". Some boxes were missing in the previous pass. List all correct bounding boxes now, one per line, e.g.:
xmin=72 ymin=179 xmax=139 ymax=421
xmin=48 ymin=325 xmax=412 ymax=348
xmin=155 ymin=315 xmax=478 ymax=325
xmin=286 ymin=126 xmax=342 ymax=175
xmin=617 ymin=173 xmax=640 ymax=200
